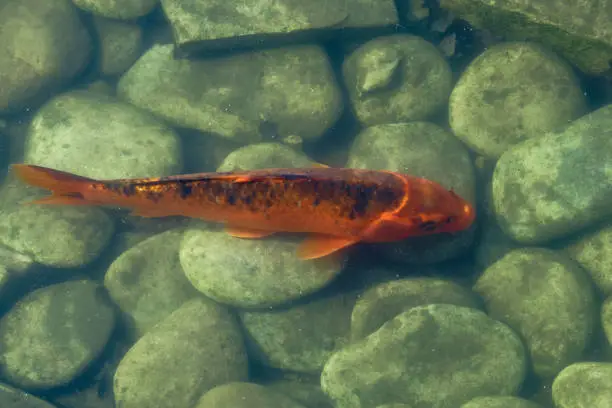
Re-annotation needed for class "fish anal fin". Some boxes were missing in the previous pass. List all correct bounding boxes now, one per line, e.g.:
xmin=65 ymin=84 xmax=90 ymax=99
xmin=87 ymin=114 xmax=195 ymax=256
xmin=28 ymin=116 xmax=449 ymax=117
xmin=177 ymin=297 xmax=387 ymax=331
xmin=297 ymin=234 xmax=357 ymax=260
xmin=225 ymin=226 xmax=275 ymax=239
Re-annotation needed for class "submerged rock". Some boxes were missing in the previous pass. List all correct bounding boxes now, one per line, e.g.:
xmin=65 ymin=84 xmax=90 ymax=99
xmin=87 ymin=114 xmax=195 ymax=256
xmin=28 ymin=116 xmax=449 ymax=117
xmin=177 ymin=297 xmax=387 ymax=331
xmin=439 ymin=0 xmax=612 ymax=75
xmin=0 ymin=0 xmax=92 ymax=113
xmin=92 ymin=17 xmax=143 ymax=77
xmin=0 ymin=173 xmax=114 ymax=268
xmin=350 ymin=277 xmax=481 ymax=340
xmin=160 ymin=0 xmax=398 ymax=55
xmin=552 ymin=362 xmax=612 ymax=408
xmin=321 ymin=304 xmax=526 ymax=408
xmin=195 ymin=382 xmax=307 ymax=408
xmin=179 ymin=228 xmax=343 ymax=308
xmin=0 ymin=382 xmax=57 ymax=407
xmin=449 ymin=42 xmax=586 ymax=158
xmin=113 ymin=297 xmax=248 ymax=408
xmin=240 ymin=293 xmax=355 ymax=373
xmin=118 ymin=44 xmax=343 ymax=144
xmin=461 ymin=396 xmax=543 ymax=408
xmin=0 ymin=280 xmax=115 ymax=390
xmin=104 ymin=229 xmax=199 ymax=339
xmin=72 ymin=0 xmax=158 ymax=19
xmin=566 ymin=225 xmax=612 ymax=296
xmin=343 ymin=35 xmax=452 ymax=126
xmin=217 ymin=142 xmax=315 ymax=172
xmin=24 ymin=90 xmax=182 ymax=179
xmin=474 ymin=248 xmax=595 ymax=378
xmin=492 ymin=104 xmax=612 ymax=244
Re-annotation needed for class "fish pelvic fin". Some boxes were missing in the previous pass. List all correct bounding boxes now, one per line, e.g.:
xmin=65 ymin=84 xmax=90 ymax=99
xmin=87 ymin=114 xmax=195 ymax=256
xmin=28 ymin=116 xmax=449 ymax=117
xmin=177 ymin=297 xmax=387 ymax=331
xmin=297 ymin=234 xmax=358 ymax=260
xmin=11 ymin=164 xmax=94 ymax=206
xmin=225 ymin=225 xmax=275 ymax=239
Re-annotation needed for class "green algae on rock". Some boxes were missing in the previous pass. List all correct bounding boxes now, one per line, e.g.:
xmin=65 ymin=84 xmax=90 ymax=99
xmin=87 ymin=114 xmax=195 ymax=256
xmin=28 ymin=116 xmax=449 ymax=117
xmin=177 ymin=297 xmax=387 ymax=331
xmin=265 ymin=378 xmax=335 ymax=408
xmin=92 ymin=17 xmax=143 ymax=77
xmin=346 ymin=122 xmax=476 ymax=264
xmin=439 ymin=0 xmax=612 ymax=75
xmin=321 ymin=304 xmax=526 ymax=408
xmin=474 ymin=248 xmax=595 ymax=378
xmin=24 ymin=90 xmax=182 ymax=180
xmin=118 ymin=44 xmax=343 ymax=144
xmin=565 ymin=225 xmax=612 ymax=296
xmin=492 ymin=104 xmax=612 ymax=244
xmin=0 ymin=0 xmax=92 ymax=114
xmin=0 ymin=173 xmax=114 ymax=268
xmin=196 ymin=382 xmax=308 ymax=408
xmin=0 ymin=382 xmax=57 ymax=407
xmin=240 ymin=293 xmax=355 ymax=373
xmin=343 ymin=35 xmax=452 ymax=126
xmin=161 ymin=0 xmax=398 ymax=54
xmin=449 ymin=42 xmax=586 ymax=159
xmin=474 ymin=215 xmax=520 ymax=272
xmin=461 ymin=396 xmax=543 ymax=408
xmin=217 ymin=142 xmax=316 ymax=172
xmin=104 ymin=229 xmax=200 ymax=340
xmin=179 ymin=228 xmax=344 ymax=308
xmin=601 ymin=296 xmax=612 ymax=348
xmin=350 ymin=278 xmax=481 ymax=341
xmin=72 ymin=0 xmax=158 ymax=19
xmin=376 ymin=404 xmax=414 ymax=408
xmin=552 ymin=362 xmax=612 ymax=408
xmin=0 ymin=280 xmax=115 ymax=390
xmin=113 ymin=297 xmax=248 ymax=408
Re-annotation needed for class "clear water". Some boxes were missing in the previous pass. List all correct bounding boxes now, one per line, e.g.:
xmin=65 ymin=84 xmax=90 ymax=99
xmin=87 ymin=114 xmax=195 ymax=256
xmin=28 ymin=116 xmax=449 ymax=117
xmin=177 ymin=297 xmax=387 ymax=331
xmin=0 ymin=1 xmax=610 ymax=408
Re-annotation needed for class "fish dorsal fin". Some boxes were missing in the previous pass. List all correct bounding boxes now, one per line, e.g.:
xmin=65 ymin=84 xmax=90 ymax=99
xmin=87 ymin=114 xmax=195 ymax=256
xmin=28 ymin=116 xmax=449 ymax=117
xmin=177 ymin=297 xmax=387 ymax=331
xmin=296 ymin=234 xmax=358 ymax=260
xmin=225 ymin=225 xmax=275 ymax=239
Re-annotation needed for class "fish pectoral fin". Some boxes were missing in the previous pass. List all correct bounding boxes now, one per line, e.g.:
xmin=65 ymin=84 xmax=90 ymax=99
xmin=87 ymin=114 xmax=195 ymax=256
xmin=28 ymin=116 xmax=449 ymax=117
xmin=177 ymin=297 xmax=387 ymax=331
xmin=225 ymin=226 xmax=275 ymax=239
xmin=297 ymin=234 xmax=358 ymax=260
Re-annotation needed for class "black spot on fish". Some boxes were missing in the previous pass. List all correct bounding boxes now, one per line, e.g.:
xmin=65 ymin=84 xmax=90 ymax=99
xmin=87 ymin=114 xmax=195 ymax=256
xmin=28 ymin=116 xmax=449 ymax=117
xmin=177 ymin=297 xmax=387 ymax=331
xmin=318 ymin=180 xmax=337 ymax=199
xmin=268 ymin=187 xmax=276 ymax=200
xmin=351 ymin=184 xmax=377 ymax=217
xmin=177 ymin=182 xmax=192 ymax=199
xmin=279 ymin=173 xmax=311 ymax=181
xmin=105 ymin=182 xmax=121 ymax=193
xmin=121 ymin=184 xmax=136 ymax=196
xmin=226 ymin=191 xmax=236 ymax=205
xmin=376 ymin=187 xmax=401 ymax=206
xmin=313 ymin=197 xmax=320 ymax=207
xmin=145 ymin=191 xmax=162 ymax=203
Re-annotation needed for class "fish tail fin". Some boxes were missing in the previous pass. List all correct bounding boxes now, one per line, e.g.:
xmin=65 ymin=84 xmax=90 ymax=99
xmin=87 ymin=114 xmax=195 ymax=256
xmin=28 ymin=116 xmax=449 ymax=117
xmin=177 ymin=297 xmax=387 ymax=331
xmin=11 ymin=164 xmax=95 ymax=205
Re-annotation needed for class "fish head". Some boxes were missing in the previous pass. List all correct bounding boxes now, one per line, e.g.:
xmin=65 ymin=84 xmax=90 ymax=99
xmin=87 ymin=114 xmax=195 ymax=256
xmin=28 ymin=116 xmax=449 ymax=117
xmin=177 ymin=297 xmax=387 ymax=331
xmin=384 ymin=177 xmax=476 ymax=238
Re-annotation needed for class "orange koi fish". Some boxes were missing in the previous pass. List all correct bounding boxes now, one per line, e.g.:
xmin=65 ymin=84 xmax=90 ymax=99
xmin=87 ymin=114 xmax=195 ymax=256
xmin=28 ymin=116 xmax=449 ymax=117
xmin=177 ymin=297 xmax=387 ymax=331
xmin=11 ymin=164 xmax=475 ymax=260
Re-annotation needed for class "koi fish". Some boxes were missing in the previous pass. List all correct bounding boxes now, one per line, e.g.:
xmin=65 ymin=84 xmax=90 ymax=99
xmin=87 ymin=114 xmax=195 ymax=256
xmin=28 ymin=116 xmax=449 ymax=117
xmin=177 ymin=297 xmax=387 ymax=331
xmin=11 ymin=164 xmax=475 ymax=260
